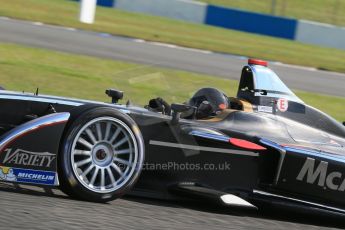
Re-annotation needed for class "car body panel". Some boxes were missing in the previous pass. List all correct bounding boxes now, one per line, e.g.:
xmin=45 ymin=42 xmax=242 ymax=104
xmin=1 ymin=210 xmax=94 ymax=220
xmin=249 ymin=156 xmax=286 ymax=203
xmin=0 ymin=62 xmax=344 ymax=214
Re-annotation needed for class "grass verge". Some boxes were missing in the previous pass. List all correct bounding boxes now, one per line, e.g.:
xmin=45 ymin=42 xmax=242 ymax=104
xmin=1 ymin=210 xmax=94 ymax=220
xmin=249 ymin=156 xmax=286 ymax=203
xmin=0 ymin=43 xmax=344 ymax=122
xmin=1 ymin=0 xmax=345 ymax=73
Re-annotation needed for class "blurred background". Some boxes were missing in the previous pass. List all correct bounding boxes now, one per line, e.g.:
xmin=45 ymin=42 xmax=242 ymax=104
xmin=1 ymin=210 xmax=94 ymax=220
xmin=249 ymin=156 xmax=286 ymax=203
xmin=0 ymin=0 xmax=344 ymax=121
xmin=1 ymin=1 xmax=345 ymax=229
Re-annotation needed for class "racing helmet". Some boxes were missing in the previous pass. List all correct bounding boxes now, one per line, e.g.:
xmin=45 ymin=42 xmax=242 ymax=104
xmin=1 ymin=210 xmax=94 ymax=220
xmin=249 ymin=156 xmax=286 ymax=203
xmin=188 ymin=88 xmax=229 ymax=118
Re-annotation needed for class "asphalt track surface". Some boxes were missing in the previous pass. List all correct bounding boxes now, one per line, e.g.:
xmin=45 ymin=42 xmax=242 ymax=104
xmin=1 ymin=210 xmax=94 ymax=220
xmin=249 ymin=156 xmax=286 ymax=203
xmin=0 ymin=183 xmax=344 ymax=230
xmin=1 ymin=17 xmax=345 ymax=230
xmin=0 ymin=17 xmax=345 ymax=97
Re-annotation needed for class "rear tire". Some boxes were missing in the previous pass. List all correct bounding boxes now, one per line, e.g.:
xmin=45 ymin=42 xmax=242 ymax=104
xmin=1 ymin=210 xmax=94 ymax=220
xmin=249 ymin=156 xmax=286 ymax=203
xmin=58 ymin=107 xmax=144 ymax=202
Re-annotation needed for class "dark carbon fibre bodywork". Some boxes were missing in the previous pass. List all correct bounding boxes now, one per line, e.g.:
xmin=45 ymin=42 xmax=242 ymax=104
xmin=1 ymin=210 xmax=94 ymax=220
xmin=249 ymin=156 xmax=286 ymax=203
xmin=0 ymin=63 xmax=344 ymax=214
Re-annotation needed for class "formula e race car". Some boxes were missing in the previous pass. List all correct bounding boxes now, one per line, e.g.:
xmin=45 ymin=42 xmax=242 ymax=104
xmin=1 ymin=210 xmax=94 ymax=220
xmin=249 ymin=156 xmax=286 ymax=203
xmin=0 ymin=59 xmax=345 ymax=215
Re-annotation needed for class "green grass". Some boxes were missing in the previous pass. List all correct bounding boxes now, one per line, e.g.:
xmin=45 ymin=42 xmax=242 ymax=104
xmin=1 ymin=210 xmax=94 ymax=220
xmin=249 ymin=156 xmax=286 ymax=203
xmin=1 ymin=0 xmax=345 ymax=73
xmin=0 ymin=43 xmax=344 ymax=122
xmin=199 ymin=0 xmax=345 ymax=27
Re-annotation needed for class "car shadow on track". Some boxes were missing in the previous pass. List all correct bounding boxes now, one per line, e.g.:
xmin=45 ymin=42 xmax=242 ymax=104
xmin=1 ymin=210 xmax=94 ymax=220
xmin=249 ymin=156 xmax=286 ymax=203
xmin=0 ymin=182 xmax=344 ymax=229
xmin=123 ymin=196 xmax=345 ymax=229
xmin=0 ymin=182 xmax=68 ymax=200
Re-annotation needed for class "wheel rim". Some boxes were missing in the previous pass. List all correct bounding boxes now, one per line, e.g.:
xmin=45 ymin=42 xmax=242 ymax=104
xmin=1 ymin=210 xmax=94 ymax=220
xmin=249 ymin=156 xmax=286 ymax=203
xmin=70 ymin=117 xmax=139 ymax=193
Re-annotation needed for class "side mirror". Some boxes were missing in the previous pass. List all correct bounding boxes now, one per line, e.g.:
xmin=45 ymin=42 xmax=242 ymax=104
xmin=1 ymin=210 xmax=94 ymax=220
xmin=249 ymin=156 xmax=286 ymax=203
xmin=171 ymin=103 xmax=195 ymax=124
xmin=106 ymin=89 xmax=123 ymax=103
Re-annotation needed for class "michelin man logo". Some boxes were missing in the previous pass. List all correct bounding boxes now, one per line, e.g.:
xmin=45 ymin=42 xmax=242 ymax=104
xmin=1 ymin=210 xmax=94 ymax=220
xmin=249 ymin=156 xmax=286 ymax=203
xmin=0 ymin=167 xmax=17 ymax=182
xmin=0 ymin=168 xmax=5 ymax=180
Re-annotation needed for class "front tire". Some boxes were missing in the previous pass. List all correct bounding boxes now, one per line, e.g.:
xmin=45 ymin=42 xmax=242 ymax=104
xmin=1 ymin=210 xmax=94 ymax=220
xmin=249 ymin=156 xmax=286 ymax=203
xmin=58 ymin=107 xmax=144 ymax=202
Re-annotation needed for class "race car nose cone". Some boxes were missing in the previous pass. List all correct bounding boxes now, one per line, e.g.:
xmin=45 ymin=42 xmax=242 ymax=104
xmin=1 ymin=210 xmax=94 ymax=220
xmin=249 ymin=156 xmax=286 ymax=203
xmin=248 ymin=59 xmax=268 ymax=67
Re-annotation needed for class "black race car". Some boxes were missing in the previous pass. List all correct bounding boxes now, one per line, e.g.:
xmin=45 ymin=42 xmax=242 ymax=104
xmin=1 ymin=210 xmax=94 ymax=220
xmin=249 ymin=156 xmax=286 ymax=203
xmin=1 ymin=59 xmax=345 ymax=215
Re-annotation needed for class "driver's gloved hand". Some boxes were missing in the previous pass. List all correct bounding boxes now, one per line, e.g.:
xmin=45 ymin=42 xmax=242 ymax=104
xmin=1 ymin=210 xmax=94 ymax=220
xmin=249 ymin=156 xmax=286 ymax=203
xmin=148 ymin=97 xmax=171 ymax=115
xmin=196 ymin=101 xmax=213 ymax=119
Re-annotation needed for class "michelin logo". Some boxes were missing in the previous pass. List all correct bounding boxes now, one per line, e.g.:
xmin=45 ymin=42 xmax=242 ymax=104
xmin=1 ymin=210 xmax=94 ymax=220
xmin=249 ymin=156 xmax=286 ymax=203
xmin=296 ymin=157 xmax=345 ymax=191
xmin=17 ymin=172 xmax=54 ymax=181
xmin=0 ymin=166 xmax=55 ymax=185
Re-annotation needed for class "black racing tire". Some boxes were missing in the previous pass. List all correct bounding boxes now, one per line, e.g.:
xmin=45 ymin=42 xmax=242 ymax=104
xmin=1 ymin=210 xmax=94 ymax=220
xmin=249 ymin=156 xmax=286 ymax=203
xmin=58 ymin=106 xmax=145 ymax=202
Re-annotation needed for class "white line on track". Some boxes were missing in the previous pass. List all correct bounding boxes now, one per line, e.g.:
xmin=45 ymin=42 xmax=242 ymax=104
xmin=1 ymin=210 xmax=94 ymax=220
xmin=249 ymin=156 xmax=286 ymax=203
xmin=273 ymin=62 xmax=318 ymax=71
xmin=134 ymin=40 xmax=213 ymax=54
xmin=65 ymin=27 xmax=77 ymax=31
xmin=273 ymin=62 xmax=345 ymax=76
xmin=33 ymin=21 xmax=44 ymax=26
xmin=132 ymin=38 xmax=146 ymax=43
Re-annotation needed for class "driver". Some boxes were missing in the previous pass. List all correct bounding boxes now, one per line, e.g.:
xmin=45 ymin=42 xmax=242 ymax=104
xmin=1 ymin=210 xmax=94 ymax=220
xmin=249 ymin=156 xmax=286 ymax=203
xmin=188 ymin=88 xmax=230 ymax=119
xmin=146 ymin=87 xmax=229 ymax=119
